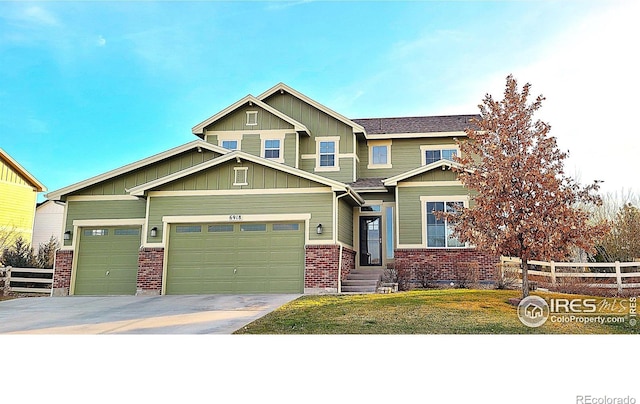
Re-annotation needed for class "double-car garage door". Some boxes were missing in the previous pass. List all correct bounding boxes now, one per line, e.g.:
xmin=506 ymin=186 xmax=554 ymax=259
xmin=73 ymin=222 xmax=304 ymax=295
xmin=166 ymin=222 xmax=304 ymax=294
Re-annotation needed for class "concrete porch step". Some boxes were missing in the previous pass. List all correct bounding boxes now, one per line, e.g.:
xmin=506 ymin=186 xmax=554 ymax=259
xmin=342 ymin=279 xmax=379 ymax=286
xmin=340 ymin=284 xmax=379 ymax=293
xmin=340 ymin=269 xmax=384 ymax=293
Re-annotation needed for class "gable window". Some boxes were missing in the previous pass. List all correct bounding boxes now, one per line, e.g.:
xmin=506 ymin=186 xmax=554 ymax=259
xmin=233 ymin=167 xmax=249 ymax=186
xmin=263 ymin=139 xmax=281 ymax=160
xmin=246 ymin=111 xmax=258 ymax=126
xmin=425 ymin=200 xmax=465 ymax=248
xmin=319 ymin=141 xmax=336 ymax=167
xmin=421 ymin=145 xmax=458 ymax=165
xmin=222 ymin=140 xmax=238 ymax=150
xmin=367 ymin=140 xmax=392 ymax=169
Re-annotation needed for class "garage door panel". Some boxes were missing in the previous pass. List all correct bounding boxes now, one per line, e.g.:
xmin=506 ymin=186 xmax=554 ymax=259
xmin=74 ymin=226 xmax=140 ymax=296
xmin=166 ymin=221 xmax=304 ymax=294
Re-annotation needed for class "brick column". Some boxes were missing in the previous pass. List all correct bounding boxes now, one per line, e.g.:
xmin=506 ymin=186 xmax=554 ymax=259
xmin=340 ymin=246 xmax=356 ymax=282
xmin=305 ymin=245 xmax=341 ymax=294
xmin=137 ymin=248 xmax=164 ymax=296
xmin=53 ymin=249 xmax=74 ymax=296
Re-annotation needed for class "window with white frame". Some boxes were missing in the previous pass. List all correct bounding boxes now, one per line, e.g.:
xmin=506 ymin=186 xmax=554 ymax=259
xmin=421 ymin=145 xmax=458 ymax=165
xmin=425 ymin=200 xmax=465 ymax=248
xmin=221 ymin=140 xmax=238 ymax=150
xmin=314 ymin=136 xmax=340 ymax=171
xmin=368 ymin=140 xmax=392 ymax=169
xmin=319 ymin=141 xmax=336 ymax=167
xmin=246 ymin=111 xmax=258 ymax=126
xmin=233 ymin=167 xmax=248 ymax=186
xmin=263 ymin=139 xmax=281 ymax=160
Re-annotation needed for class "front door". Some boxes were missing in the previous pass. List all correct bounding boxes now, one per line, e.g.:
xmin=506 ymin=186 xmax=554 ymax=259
xmin=359 ymin=216 xmax=382 ymax=267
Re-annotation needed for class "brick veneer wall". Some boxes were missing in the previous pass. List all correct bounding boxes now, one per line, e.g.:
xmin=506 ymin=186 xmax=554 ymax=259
xmin=137 ymin=248 xmax=164 ymax=296
xmin=53 ymin=249 xmax=73 ymax=296
xmin=341 ymin=247 xmax=356 ymax=282
xmin=305 ymin=245 xmax=340 ymax=293
xmin=394 ymin=248 xmax=499 ymax=284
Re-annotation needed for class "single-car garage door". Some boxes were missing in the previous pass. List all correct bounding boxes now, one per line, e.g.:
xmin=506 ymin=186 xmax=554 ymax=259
xmin=166 ymin=222 xmax=304 ymax=294
xmin=74 ymin=226 xmax=141 ymax=295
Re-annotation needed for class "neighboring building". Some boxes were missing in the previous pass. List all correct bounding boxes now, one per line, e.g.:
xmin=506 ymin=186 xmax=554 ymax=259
xmin=47 ymin=83 xmax=498 ymax=296
xmin=32 ymin=200 xmax=64 ymax=249
xmin=0 ymin=148 xmax=47 ymax=247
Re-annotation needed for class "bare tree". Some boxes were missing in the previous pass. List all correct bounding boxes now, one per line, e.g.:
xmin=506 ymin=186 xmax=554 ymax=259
xmin=442 ymin=75 xmax=609 ymax=298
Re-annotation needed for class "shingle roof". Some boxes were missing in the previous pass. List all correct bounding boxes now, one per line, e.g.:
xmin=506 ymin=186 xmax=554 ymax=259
xmin=348 ymin=178 xmax=386 ymax=190
xmin=352 ymin=114 xmax=479 ymax=134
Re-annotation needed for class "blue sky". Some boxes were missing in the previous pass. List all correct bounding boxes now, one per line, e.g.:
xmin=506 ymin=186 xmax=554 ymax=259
xmin=1 ymin=0 xmax=638 ymax=201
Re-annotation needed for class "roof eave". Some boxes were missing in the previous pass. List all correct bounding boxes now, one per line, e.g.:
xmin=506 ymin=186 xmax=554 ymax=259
xmin=0 ymin=148 xmax=47 ymax=192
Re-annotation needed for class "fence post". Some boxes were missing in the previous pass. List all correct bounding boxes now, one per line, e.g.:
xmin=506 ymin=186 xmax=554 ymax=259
xmin=614 ymin=261 xmax=622 ymax=294
xmin=2 ymin=267 xmax=10 ymax=296
xmin=550 ymin=261 xmax=557 ymax=287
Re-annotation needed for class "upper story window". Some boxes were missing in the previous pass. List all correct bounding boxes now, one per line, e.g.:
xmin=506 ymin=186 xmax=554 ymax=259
xmin=368 ymin=140 xmax=392 ymax=169
xmin=314 ymin=136 xmax=340 ymax=172
xmin=319 ymin=141 xmax=336 ymax=167
xmin=246 ymin=111 xmax=258 ymax=126
xmin=222 ymin=140 xmax=238 ymax=150
xmin=263 ymin=139 xmax=281 ymax=160
xmin=421 ymin=145 xmax=458 ymax=165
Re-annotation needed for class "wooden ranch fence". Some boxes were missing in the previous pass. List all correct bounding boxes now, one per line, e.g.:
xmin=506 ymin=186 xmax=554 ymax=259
xmin=0 ymin=266 xmax=54 ymax=295
xmin=500 ymin=257 xmax=640 ymax=293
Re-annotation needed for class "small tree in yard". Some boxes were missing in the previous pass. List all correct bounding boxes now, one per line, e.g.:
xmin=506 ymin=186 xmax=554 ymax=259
xmin=598 ymin=203 xmax=640 ymax=262
xmin=1 ymin=237 xmax=37 ymax=268
xmin=443 ymin=75 xmax=609 ymax=298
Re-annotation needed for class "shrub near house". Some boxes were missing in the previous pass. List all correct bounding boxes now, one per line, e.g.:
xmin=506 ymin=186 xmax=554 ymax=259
xmin=47 ymin=83 xmax=497 ymax=296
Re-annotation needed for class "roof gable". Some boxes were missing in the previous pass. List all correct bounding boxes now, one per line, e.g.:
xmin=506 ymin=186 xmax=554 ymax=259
xmin=191 ymin=95 xmax=309 ymax=136
xmin=46 ymin=140 xmax=228 ymax=200
xmin=383 ymin=159 xmax=468 ymax=186
xmin=129 ymin=150 xmax=364 ymax=205
xmin=258 ymin=83 xmax=366 ymax=134
xmin=0 ymin=147 xmax=46 ymax=192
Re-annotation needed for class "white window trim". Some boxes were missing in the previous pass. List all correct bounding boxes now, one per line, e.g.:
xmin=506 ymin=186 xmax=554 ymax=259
xmin=217 ymin=133 xmax=243 ymax=150
xmin=246 ymin=111 xmax=258 ymax=126
xmin=260 ymin=133 xmax=285 ymax=163
xmin=367 ymin=139 xmax=392 ymax=169
xmin=233 ymin=167 xmax=249 ymax=186
xmin=314 ymin=136 xmax=340 ymax=172
xmin=420 ymin=195 xmax=471 ymax=249
xmin=420 ymin=144 xmax=459 ymax=166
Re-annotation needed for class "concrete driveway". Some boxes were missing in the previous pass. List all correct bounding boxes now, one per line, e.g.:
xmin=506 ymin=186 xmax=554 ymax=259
xmin=0 ymin=294 xmax=300 ymax=334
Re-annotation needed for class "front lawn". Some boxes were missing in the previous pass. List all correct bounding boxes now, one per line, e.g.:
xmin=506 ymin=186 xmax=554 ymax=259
xmin=234 ymin=289 xmax=639 ymax=334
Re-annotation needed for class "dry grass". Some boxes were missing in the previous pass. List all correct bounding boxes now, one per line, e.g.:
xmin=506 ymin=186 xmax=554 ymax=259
xmin=234 ymin=289 xmax=638 ymax=334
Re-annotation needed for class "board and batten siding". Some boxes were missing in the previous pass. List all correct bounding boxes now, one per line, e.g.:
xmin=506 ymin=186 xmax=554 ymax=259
xmin=358 ymin=137 xmax=460 ymax=179
xmin=77 ymin=149 xmax=220 ymax=196
xmin=205 ymin=105 xmax=294 ymax=132
xmin=397 ymin=184 xmax=468 ymax=246
xmin=147 ymin=193 xmax=334 ymax=243
xmin=63 ymin=199 xmax=147 ymax=247
xmin=156 ymin=160 xmax=326 ymax=192
xmin=0 ymin=180 xmax=37 ymax=244
xmin=337 ymin=198 xmax=354 ymax=247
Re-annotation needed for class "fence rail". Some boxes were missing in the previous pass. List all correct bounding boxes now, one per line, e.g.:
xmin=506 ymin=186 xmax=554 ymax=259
xmin=0 ymin=266 xmax=54 ymax=295
xmin=500 ymin=257 xmax=640 ymax=293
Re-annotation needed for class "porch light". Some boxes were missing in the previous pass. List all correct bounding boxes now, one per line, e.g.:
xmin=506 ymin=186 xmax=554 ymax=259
xmin=63 ymin=230 xmax=71 ymax=241
xmin=316 ymin=224 xmax=323 ymax=235
xmin=150 ymin=227 xmax=158 ymax=238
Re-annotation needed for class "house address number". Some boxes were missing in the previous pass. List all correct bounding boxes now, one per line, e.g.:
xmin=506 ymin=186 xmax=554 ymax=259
xmin=229 ymin=215 xmax=243 ymax=221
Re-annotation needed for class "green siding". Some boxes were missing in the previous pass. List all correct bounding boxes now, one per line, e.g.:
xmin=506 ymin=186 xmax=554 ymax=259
xmin=241 ymin=134 xmax=261 ymax=157
xmin=337 ymin=198 xmax=354 ymax=246
xmin=148 ymin=193 xmax=333 ymax=242
xmin=64 ymin=200 xmax=146 ymax=246
xmin=154 ymin=160 xmax=326 ymax=192
xmin=205 ymin=105 xmax=294 ymax=132
xmin=283 ymin=133 xmax=297 ymax=167
xmin=77 ymin=149 xmax=220 ymax=196
xmin=397 ymin=185 xmax=468 ymax=245
xmin=359 ymin=191 xmax=396 ymax=203
xmin=358 ymin=137 xmax=459 ymax=179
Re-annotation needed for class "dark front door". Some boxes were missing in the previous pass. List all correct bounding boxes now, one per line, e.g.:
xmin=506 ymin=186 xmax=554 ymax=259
xmin=359 ymin=216 xmax=382 ymax=266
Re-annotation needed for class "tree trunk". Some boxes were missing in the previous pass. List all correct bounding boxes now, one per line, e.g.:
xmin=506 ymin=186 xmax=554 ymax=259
xmin=521 ymin=258 xmax=530 ymax=298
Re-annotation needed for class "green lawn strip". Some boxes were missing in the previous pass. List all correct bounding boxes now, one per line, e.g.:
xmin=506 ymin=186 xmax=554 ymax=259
xmin=234 ymin=290 xmax=638 ymax=334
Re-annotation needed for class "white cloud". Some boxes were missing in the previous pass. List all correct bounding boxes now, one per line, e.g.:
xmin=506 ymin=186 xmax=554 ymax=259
xmin=22 ymin=6 xmax=60 ymax=27
xmin=96 ymin=35 xmax=106 ymax=47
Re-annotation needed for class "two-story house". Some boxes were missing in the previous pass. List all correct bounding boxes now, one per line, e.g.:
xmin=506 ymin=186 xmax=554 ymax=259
xmin=47 ymin=83 xmax=497 ymax=296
